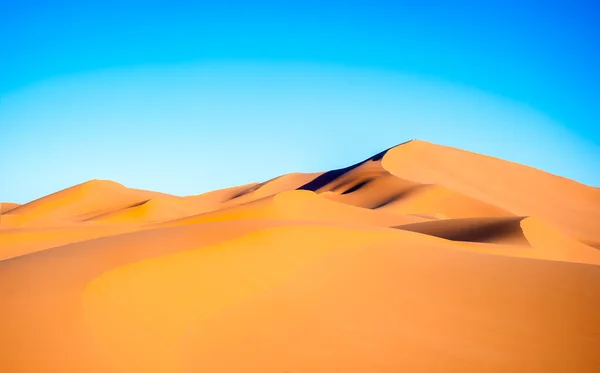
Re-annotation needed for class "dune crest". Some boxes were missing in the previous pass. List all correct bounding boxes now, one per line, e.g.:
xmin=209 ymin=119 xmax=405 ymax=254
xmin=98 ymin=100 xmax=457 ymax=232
xmin=395 ymin=217 xmax=529 ymax=245
xmin=4 ymin=180 xmax=169 ymax=223
xmin=0 ymin=202 xmax=21 ymax=215
xmin=158 ymin=189 xmax=428 ymax=228
xmin=85 ymin=197 xmax=196 ymax=224
xmin=380 ymin=140 xmax=600 ymax=241
xmin=395 ymin=216 xmax=600 ymax=265
xmin=1 ymin=139 xmax=600 ymax=372
xmin=298 ymin=143 xmax=511 ymax=219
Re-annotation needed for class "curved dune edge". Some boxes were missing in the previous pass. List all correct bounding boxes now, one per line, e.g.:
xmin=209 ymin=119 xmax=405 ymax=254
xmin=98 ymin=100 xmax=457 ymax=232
xmin=0 ymin=202 xmax=20 ymax=214
xmin=222 ymin=172 xmax=323 ymax=205
xmin=3 ymin=180 xmax=183 ymax=225
xmin=183 ymin=182 xmax=260 ymax=204
xmin=394 ymin=216 xmax=600 ymax=265
xmin=372 ymin=183 xmax=512 ymax=218
xmin=297 ymin=146 xmax=512 ymax=219
xmin=394 ymin=217 xmax=529 ymax=244
xmin=3 ymin=187 xmax=425 ymax=261
xmin=2 ymin=137 xmax=600 ymax=373
xmin=584 ymin=241 xmax=600 ymax=250
xmin=181 ymin=172 xmax=323 ymax=211
xmin=156 ymin=190 xmax=429 ymax=228
xmin=380 ymin=140 xmax=600 ymax=242
xmin=5 ymin=180 xmax=128 ymax=219
xmin=73 ymin=225 xmax=600 ymax=372
xmin=2 ymin=138 xmax=600 ymax=264
xmin=85 ymin=198 xmax=196 ymax=224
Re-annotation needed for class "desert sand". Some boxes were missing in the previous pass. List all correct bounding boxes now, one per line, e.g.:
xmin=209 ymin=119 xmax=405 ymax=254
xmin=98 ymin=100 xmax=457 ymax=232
xmin=1 ymin=140 xmax=599 ymax=372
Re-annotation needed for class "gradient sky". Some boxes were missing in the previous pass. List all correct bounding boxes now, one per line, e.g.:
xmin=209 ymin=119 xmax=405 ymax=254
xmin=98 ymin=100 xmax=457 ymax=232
xmin=1 ymin=0 xmax=599 ymax=203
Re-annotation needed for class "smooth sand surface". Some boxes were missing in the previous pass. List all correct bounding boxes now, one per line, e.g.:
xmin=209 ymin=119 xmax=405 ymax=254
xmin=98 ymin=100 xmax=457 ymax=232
xmin=1 ymin=140 xmax=599 ymax=372
xmin=0 ymin=202 xmax=20 ymax=214
xmin=156 ymin=190 xmax=430 ymax=229
xmin=395 ymin=216 xmax=600 ymax=265
xmin=381 ymin=140 xmax=600 ymax=242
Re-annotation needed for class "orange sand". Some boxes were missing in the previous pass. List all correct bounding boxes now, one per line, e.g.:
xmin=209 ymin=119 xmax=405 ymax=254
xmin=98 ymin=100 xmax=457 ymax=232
xmin=1 ymin=140 xmax=599 ymax=372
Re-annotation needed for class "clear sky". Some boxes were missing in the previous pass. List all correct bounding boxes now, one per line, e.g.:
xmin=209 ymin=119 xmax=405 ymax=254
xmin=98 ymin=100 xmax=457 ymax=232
xmin=1 ymin=0 xmax=599 ymax=203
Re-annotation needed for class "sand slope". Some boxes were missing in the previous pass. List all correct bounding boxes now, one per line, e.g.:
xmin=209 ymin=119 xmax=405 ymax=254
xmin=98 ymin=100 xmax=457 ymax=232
xmin=380 ymin=140 xmax=600 ymax=242
xmin=3 ymin=180 xmax=182 ymax=225
xmin=86 ymin=197 xmax=198 ymax=224
xmin=0 ymin=202 xmax=20 ymax=214
xmin=395 ymin=216 xmax=530 ymax=244
xmin=299 ymin=148 xmax=512 ymax=219
xmin=395 ymin=216 xmax=600 ymax=265
xmin=0 ymin=225 xmax=598 ymax=373
xmin=158 ymin=190 xmax=429 ymax=228
xmin=1 ymin=139 xmax=599 ymax=372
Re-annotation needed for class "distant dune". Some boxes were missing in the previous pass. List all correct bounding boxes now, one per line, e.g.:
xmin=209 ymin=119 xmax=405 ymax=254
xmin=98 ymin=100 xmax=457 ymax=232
xmin=1 ymin=139 xmax=599 ymax=373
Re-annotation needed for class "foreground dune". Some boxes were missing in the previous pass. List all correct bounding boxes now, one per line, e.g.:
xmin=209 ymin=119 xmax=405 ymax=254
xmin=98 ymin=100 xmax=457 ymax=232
xmin=1 ymin=225 xmax=598 ymax=373
xmin=1 ymin=139 xmax=599 ymax=372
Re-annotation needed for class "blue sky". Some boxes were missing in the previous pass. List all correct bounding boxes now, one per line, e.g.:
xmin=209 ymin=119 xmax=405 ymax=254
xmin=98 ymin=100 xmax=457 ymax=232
xmin=1 ymin=0 xmax=599 ymax=203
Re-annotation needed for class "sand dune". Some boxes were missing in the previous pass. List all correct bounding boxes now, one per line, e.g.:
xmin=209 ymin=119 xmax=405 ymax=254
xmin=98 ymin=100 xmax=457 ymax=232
xmin=0 ymin=202 xmax=20 ymax=214
xmin=1 ymin=225 xmax=598 ymax=372
xmin=183 ymin=182 xmax=260 ymax=206
xmin=85 ymin=197 xmax=197 ymax=224
xmin=395 ymin=216 xmax=600 ymax=265
xmin=1 ymin=139 xmax=599 ymax=372
xmin=0 ymin=224 xmax=147 ymax=260
xmin=158 ymin=189 xmax=429 ymax=228
xmin=395 ymin=216 xmax=530 ymax=244
xmin=298 ymin=144 xmax=512 ymax=219
xmin=222 ymin=172 xmax=323 ymax=205
xmin=3 ymin=180 xmax=181 ymax=225
xmin=181 ymin=173 xmax=323 ymax=213
xmin=380 ymin=140 xmax=600 ymax=242
xmin=584 ymin=240 xmax=600 ymax=250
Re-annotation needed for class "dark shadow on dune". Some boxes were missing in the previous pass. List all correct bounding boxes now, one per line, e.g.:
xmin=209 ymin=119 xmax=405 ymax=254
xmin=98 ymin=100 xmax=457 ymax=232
xmin=81 ymin=199 xmax=152 ymax=221
xmin=2 ymin=206 xmax=23 ymax=215
xmin=228 ymin=174 xmax=296 ymax=201
xmin=372 ymin=193 xmax=409 ymax=209
xmin=584 ymin=241 xmax=600 ymax=250
xmin=394 ymin=217 xmax=529 ymax=245
xmin=125 ymin=200 xmax=152 ymax=209
xmin=341 ymin=179 xmax=373 ymax=195
xmin=371 ymin=185 xmax=427 ymax=209
xmin=1 ymin=204 xmax=20 ymax=215
xmin=298 ymin=140 xmax=412 ymax=192
xmin=228 ymin=184 xmax=262 ymax=201
xmin=298 ymin=162 xmax=364 ymax=192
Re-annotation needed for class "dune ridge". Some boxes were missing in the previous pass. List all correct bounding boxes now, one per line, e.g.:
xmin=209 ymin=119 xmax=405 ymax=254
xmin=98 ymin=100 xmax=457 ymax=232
xmin=380 ymin=140 xmax=600 ymax=241
xmin=298 ymin=142 xmax=513 ymax=219
xmin=156 ymin=189 xmax=430 ymax=229
xmin=0 ymin=202 xmax=20 ymax=214
xmin=1 ymin=139 xmax=599 ymax=373
xmin=394 ymin=216 xmax=600 ymax=265
xmin=395 ymin=216 xmax=530 ymax=245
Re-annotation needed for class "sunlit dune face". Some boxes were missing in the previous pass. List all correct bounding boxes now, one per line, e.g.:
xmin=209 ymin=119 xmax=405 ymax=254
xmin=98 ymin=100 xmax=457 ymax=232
xmin=1 ymin=140 xmax=599 ymax=372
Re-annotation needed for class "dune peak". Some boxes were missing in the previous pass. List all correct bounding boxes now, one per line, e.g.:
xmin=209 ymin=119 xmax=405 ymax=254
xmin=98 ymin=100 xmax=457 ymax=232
xmin=78 ymin=179 xmax=125 ymax=190
xmin=2 ymin=138 xmax=600 ymax=373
